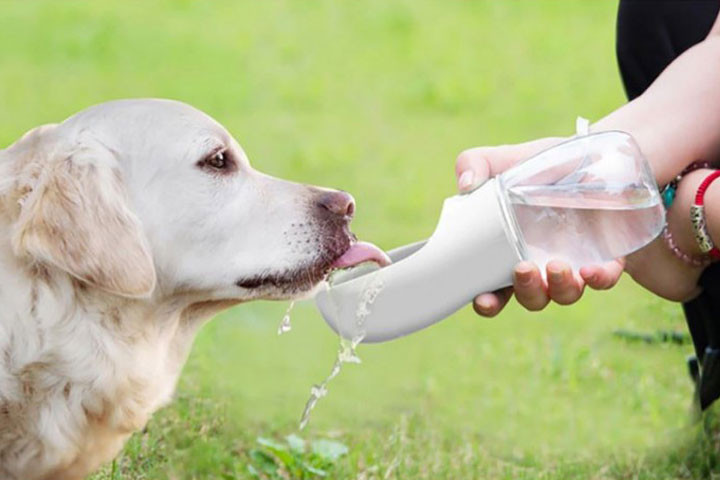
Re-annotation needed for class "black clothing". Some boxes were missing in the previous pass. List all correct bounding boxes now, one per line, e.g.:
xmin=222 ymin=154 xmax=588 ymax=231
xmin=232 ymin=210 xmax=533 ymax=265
xmin=616 ymin=0 xmax=720 ymax=410
xmin=617 ymin=0 xmax=718 ymax=100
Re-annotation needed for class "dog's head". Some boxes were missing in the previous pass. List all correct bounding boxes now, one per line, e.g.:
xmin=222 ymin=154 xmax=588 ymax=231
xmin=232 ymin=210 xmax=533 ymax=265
xmin=3 ymin=99 xmax=386 ymax=301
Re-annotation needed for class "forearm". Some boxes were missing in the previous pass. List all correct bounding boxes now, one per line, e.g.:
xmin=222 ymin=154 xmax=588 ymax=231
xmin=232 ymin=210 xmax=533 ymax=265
xmin=593 ymin=36 xmax=720 ymax=185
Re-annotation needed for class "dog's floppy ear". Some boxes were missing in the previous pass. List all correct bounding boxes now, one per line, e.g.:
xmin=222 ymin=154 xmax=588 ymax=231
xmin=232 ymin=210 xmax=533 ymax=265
xmin=12 ymin=137 xmax=157 ymax=298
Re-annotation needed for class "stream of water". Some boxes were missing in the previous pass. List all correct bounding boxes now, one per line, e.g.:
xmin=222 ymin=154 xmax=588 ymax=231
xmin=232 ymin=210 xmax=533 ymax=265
xmin=299 ymin=275 xmax=384 ymax=429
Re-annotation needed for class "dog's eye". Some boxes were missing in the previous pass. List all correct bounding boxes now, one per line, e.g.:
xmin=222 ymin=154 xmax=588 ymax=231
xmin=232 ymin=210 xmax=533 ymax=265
xmin=199 ymin=149 xmax=235 ymax=173
xmin=206 ymin=151 xmax=227 ymax=169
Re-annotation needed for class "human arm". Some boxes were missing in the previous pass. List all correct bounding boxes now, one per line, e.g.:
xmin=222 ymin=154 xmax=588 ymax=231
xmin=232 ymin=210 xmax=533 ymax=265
xmin=458 ymin=27 xmax=720 ymax=316
xmin=592 ymin=35 xmax=720 ymax=185
xmin=625 ymin=168 xmax=720 ymax=303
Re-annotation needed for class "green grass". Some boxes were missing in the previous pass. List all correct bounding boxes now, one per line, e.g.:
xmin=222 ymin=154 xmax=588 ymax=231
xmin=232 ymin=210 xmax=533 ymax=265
xmin=1 ymin=0 xmax=716 ymax=478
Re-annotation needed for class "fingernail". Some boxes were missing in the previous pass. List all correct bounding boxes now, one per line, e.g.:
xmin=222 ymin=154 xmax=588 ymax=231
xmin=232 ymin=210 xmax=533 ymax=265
xmin=514 ymin=262 xmax=534 ymax=286
xmin=548 ymin=266 xmax=564 ymax=283
xmin=458 ymin=170 xmax=475 ymax=191
xmin=476 ymin=294 xmax=493 ymax=312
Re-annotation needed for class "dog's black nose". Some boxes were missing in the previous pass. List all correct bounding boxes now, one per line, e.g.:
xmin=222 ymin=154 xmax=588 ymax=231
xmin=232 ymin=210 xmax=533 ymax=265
xmin=317 ymin=190 xmax=355 ymax=218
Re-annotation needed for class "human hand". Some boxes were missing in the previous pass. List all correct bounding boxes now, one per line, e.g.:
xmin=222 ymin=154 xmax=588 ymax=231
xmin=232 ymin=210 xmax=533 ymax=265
xmin=470 ymin=259 xmax=626 ymax=317
xmin=455 ymin=137 xmax=626 ymax=317
xmin=624 ymin=169 xmax=710 ymax=302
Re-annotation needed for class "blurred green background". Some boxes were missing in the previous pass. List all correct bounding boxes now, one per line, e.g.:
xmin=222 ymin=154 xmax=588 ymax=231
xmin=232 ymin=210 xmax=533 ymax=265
xmin=0 ymin=1 xmax=714 ymax=478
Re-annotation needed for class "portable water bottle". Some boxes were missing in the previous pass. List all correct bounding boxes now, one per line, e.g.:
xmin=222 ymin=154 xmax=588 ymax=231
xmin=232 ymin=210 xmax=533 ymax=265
xmin=315 ymin=129 xmax=666 ymax=343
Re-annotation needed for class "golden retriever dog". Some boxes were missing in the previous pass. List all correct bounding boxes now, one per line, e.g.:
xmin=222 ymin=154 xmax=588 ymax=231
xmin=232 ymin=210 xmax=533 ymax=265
xmin=0 ymin=99 xmax=388 ymax=479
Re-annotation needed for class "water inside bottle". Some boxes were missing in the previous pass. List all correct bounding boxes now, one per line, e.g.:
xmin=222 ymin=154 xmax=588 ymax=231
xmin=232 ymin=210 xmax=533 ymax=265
xmin=506 ymin=183 xmax=665 ymax=271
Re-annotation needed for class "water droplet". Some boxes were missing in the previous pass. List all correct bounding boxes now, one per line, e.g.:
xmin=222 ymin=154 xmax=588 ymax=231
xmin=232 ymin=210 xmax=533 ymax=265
xmin=277 ymin=301 xmax=295 ymax=336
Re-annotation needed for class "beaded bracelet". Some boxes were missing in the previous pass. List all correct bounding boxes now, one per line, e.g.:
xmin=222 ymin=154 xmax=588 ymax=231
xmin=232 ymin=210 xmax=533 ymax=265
xmin=661 ymin=226 xmax=712 ymax=267
xmin=661 ymin=161 xmax=714 ymax=267
xmin=662 ymin=161 xmax=711 ymax=208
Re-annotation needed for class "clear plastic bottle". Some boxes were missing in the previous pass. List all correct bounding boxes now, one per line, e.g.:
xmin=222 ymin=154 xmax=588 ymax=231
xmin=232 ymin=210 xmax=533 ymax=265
xmin=498 ymin=131 xmax=666 ymax=272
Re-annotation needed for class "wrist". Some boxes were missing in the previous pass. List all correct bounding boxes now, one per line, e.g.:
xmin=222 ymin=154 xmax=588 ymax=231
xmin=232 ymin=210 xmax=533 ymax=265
xmin=669 ymin=169 xmax=711 ymax=257
xmin=670 ymin=169 xmax=719 ymax=257
xmin=697 ymin=170 xmax=720 ymax=253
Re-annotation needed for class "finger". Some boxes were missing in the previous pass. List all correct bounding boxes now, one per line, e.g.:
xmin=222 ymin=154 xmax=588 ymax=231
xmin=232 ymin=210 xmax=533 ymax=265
xmin=455 ymin=137 xmax=566 ymax=193
xmin=455 ymin=146 xmax=525 ymax=192
xmin=546 ymin=260 xmax=584 ymax=305
xmin=472 ymin=288 xmax=514 ymax=318
xmin=513 ymin=261 xmax=550 ymax=311
xmin=455 ymin=148 xmax=494 ymax=192
xmin=580 ymin=259 xmax=625 ymax=290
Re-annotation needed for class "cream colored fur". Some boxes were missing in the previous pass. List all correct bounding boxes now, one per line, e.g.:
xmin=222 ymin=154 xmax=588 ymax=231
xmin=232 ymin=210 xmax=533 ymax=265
xmin=0 ymin=99 xmax=355 ymax=479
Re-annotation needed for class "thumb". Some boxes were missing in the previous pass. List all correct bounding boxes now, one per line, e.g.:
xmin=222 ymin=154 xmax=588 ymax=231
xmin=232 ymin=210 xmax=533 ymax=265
xmin=455 ymin=147 xmax=495 ymax=192
xmin=455 ymin=137 xmax=566 ymax=193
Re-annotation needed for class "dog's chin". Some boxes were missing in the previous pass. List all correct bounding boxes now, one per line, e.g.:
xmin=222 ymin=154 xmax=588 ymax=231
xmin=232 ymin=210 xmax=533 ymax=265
xmin=234 ymin=257 xmax=340 ymax=301
xmin=233 ymin=227 xmax=358 ymax=299
xmin=233 ymin=235 xmax=390 ymax=301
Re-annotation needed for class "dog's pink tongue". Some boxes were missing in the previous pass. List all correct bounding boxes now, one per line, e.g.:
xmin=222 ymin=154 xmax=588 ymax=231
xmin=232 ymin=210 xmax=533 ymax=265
xmin=332 ymin=241 xmax=391 ymax=269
